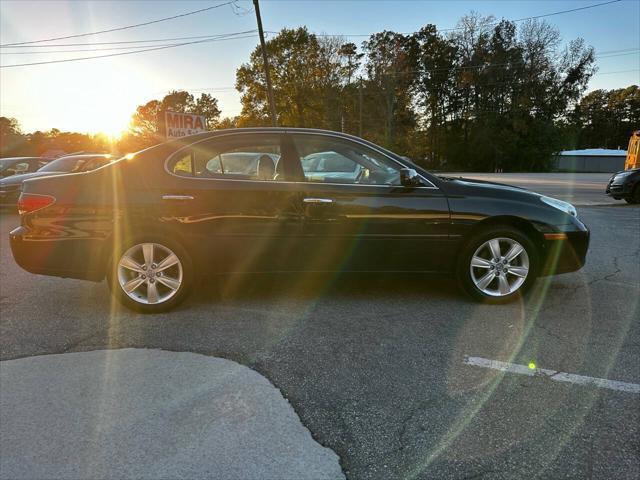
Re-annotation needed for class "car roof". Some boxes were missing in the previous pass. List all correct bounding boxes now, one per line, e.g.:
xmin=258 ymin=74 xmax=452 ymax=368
xmin=0 ymin=157 xmax=42 ymax=161
xmin=167 ymin=127 xmax=363 ymax=144
xmin=55 ymin=154 xmax=112 ymax=160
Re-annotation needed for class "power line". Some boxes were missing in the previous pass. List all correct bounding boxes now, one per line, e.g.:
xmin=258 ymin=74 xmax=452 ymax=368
xmin=594 ymin=68 xmax=640 ymax=75
xmin=0 ymin=31 xmax=258 ymax=55
xmin=510 ymin=0 xmax=621 ymax=22
xmin=1 ymin=44 xmax=206 ymax=55
xmin=280 ymin=0 xmax=623 ymax=37
xmin=0 ymin=33 xmax=257 ymax=68
xmin=0 ymin=33 xmax=251 ymax=49
xmin=0 ymin=1 xmax=235 ymax=47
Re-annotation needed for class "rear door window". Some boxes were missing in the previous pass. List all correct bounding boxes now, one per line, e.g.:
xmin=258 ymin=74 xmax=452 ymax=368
xmin=169 ymin=134 xmax=284 ymax=182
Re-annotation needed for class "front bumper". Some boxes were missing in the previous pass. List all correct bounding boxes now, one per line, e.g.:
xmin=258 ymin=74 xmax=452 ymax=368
xmin=606 ymin=176 xmax=634 ymax=198
xmin=539 ymin=223 xmax=590 ymax=276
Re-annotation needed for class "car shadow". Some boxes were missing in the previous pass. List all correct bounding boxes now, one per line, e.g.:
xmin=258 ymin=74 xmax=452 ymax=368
xmin=187 ymin=271 xmax=463 ymax=306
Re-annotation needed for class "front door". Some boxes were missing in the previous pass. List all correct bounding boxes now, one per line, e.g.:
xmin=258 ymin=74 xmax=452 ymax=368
xmin=288 ymin=132 xmax=451 ymax=272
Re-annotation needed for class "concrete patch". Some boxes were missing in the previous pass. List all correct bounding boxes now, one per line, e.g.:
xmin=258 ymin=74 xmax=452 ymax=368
xmin=0 ymin=349 xmax=344 ymax=480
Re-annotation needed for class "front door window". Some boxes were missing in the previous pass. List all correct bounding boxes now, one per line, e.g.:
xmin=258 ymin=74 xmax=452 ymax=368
xmin=291 ymin=134 xmax=402 ymax=186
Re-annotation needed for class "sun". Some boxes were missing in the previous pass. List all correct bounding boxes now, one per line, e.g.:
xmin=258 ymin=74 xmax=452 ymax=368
xmin=84 ymin=109 xmax=130 ymax=139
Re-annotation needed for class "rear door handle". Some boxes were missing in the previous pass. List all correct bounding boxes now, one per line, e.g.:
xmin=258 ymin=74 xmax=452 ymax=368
xmin=162 ymin=194 xmax=194 ymax=201
xmin=303 ymin=198 xmax=333 ymax=204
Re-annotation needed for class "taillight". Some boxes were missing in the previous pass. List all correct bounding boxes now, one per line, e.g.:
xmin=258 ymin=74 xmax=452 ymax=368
xmin=17 ymin=193 xmax=56 ymax=215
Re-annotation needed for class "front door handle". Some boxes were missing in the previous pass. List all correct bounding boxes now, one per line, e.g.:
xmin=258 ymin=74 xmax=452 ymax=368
xmin=162 ymin=194 xmax=194 ymax=201
xmin=303 ymin=198 xmax=333 ymax=204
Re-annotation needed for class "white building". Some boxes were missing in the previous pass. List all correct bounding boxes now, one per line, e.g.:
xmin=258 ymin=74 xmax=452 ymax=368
xmin=553 ymin=148 xmax=627 ymax=173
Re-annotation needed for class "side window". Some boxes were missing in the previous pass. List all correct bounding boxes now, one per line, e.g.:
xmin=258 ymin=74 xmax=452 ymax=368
xmin=169 ymin=134 xmax=283 ymax=181
xmin=13 ymin=162 xmax=29 ymax=173
xmin=172 ymin=152 xmax=193 ymax=177
xmin=292 ymin=134 xmax=401 ymax=185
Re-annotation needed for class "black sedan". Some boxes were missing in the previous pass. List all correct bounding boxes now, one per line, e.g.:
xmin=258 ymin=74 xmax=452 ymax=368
xmin=606 ymin=168 xmax=640 ymax=204
xmin=0 ymin=157 xmax=46 ymax=178
xmin=0 ymin=154 xmax=113 ymax=206
xmin=9 ymin=128 xmax=589 ymax=312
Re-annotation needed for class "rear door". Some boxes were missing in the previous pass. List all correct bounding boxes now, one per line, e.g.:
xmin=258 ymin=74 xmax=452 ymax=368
xmin=289 ymin=132 xmax=451 ymax=272
xmin=158 ymin=132 xmax=306 ymax=273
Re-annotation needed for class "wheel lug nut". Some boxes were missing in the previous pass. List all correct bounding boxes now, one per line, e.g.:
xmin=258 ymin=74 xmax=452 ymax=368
xmin=142 ymin=265 xmax=147 ymax=271
xmin=141 ymin=274 xmax=146 ymax=279
xmin=149 ymin=278 xmax=155 ymax=284
xmin=152 ymin=264 xmax=157 ymax=269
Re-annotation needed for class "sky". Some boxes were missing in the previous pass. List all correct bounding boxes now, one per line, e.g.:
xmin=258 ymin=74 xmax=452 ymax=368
xmin=1 ymin=0 xmax=639 ymax=136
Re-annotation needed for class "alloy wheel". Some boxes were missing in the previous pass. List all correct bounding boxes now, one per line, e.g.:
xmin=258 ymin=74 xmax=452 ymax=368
xmin=117 ymin=243 xmax=183 ymax=305
xmin=469 ymin=237 xmax=530 ymax=297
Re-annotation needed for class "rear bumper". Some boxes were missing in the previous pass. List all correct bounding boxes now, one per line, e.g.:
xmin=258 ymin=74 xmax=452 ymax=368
xmin=539 ymin=226 xmax=590 ymax=276
xmin=0 ymin=188 xmax=20 ymax=206
xmin=10 ymin=226 xmax=104 ymax=281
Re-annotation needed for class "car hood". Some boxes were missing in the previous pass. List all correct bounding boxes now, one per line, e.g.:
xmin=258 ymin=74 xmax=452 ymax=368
xmin=610 ymin=168 xmax=640 ymax=179
xmin=0 ymin=170 xmax=65 ymax=187
xmin=437 ymin=175 xmax=537 ymax=195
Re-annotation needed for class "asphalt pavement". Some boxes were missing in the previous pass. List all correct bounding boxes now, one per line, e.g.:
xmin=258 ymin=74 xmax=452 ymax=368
xmin=0 ymin=173 xmax=638 ymax=479
xmin=442 ymin=172 xmax=617 ymax=206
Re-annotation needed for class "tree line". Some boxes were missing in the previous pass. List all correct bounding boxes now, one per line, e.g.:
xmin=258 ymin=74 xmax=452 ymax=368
xmin=2 ymin=13 xmax=638 ymax=171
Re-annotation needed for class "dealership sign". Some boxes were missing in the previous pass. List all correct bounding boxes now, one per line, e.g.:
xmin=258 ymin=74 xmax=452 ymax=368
xmin=165 ymin=111 xmax=207 ymax=139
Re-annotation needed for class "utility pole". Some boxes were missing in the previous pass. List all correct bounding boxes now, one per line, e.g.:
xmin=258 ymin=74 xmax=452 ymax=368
xmin=358 ymin=77 xmax=363 ymax=137
xmin=253 ymin=0 xmax=277 ymax=126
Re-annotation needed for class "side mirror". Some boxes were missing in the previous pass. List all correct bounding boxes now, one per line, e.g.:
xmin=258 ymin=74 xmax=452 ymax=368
xmin=400 ymin=168 xmax=422 ymax=187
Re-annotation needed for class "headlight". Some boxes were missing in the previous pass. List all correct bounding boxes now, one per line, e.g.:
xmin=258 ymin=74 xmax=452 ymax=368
xmin=614 ymin=171 xmax=633 ymax=180
xmin=540 ymin=195 xmax=577 ymax=217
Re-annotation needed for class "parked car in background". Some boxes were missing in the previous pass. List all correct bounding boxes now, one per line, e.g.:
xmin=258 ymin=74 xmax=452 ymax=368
xmin=9 ymin=128 xmax=589 ymax=312
xmin=606 ymin=168 xmax=640 ymax=204
xmin=0 ymin=154 xmax=113 ymax=206
xmin=0 ymin=157 xmax=46 ymax=178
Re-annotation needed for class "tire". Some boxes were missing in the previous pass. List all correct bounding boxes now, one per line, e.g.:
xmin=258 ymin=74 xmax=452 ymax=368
xmin=457 ymin=225 xmax=539 ymax=304
xmin=624 ymin=185 xmax=640 ymax=204
xmin=107 ymin=236 xmax=193 ymax=313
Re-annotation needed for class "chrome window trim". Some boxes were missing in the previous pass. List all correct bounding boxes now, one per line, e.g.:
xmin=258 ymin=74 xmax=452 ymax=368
xmin=164 ymin=130 xmax=440 ymax=190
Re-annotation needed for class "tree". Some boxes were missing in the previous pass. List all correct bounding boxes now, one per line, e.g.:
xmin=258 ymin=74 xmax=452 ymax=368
xmin=408 ymin=16 xmax=595 ymax=171
xmin=567 ymin=85 xmax=640 ymax=149
xmin=236 ymin=27 xmax=348 ymax=129
xmin=120 ymin=90 xmax=221 ymax=152
xmin=0 ymin=117 xmax=26 ymax=156
xmin=193 ymin=93 xmax=222 ymax=129
xmin=361 ymin=31 xmax=419 ymax=153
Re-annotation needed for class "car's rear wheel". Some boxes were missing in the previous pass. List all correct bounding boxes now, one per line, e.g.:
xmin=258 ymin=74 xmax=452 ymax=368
xmin=107 ymin=238 xmax=193 ymax=313
xmin=457 ymin=226 xmax=538 ymax=303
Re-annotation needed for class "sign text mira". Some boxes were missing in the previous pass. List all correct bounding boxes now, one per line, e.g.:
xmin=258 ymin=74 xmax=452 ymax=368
xmin=165 ymin=111 xmax=207 ymax=139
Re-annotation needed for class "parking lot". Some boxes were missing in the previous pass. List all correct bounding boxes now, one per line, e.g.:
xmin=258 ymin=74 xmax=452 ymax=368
xmin=1 ymin=174 xmax=638 ymax=479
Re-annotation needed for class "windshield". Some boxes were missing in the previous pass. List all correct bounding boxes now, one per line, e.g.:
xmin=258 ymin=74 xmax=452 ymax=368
xmin=0 ymin=159 xmax=16 ymax=172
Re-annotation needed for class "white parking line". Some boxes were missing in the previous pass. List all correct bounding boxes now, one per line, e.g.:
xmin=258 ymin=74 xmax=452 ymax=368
xmin=464 ymin=356 xmax=640 ymax=394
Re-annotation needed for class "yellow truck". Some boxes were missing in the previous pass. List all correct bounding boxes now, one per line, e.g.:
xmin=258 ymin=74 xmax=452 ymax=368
xmin=625 ymin=130 xmax=639 ymax=170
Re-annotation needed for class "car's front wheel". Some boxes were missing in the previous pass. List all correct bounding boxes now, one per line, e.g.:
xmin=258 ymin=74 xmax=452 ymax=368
xmin=458 ymin=226 xmax=538 ymax=303
xmin=624 ymin=185 xmax=640 ymax=204
xmin=107 ymin=238 xmax=193 ymax=313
